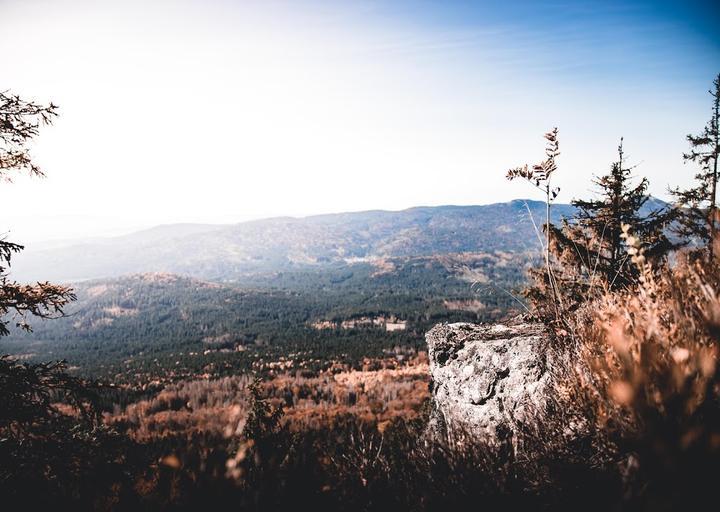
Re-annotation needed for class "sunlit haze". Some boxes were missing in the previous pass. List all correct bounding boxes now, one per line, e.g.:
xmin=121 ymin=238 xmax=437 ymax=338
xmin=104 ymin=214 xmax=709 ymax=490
xmin=2 ymin=0 xmax=718 ymax=243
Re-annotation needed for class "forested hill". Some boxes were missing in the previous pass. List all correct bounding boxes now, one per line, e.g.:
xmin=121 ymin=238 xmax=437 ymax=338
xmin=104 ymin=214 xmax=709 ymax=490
xmin=2 ymin=257 xmax=525 ymax=380
xmin=3 ymin=197 xmax=668 ymax=378
xmin=13 ymin=200 xmax=577 ymax=283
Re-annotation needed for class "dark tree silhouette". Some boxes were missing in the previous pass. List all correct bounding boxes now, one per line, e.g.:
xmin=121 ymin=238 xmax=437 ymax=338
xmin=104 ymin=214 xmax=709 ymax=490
xmin=1 ymin=91 xmax=58 ymax=179
xmin=0 ymin=91 xmax=134 ymax=509
xmin=670 ymin=73 xmax=720 ymax=261
xmin=552 ymin=139 xmax=674 ymax=290
xmin=507 ymin=134 xmax=674 ymax=327
xmin=0 ymin=91 xmax=74 ymax=335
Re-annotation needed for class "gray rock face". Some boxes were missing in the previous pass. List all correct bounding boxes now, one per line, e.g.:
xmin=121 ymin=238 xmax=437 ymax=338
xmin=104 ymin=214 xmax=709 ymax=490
xmin=426 ymin=320 xmax=551 ymax=446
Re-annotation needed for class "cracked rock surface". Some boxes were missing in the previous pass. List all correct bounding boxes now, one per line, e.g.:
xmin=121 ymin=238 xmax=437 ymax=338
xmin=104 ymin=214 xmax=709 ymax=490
xmin=426 ymin=320 xmax=551 ymax=445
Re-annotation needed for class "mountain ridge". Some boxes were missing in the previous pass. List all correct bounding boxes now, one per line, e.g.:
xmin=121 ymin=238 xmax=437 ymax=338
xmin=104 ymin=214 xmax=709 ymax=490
xmin=11 ymin=198 xmax=666 ymax=283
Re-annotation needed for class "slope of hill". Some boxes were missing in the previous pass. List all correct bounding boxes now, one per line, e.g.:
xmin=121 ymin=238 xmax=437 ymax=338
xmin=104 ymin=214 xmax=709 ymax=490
xmin=11 ymin=200 xmax=576 ymax=283
xmin=5 ymin=197 xmax=672 ymax=381
xmin=3 ymin=253 xmax=528 ymax=381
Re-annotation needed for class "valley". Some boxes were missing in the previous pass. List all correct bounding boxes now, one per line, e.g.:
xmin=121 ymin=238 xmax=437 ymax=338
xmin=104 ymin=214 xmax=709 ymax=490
xmin=4 ymin=201 xmax=560 ymax=384
xmin=4 ymin=251 xmax=531 ymax=383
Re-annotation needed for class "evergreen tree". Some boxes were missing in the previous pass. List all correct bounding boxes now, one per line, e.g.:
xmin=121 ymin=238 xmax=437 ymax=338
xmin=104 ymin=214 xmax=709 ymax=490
xmin=670 ymin=73 xmax=720 ymax=261
xmin=0 ymin=91 xmax=133 ymax=508
xmin=552 ymin=139 xmax=673 ymax=290
xmin=0 ymin=91 xmax=74 ymax=335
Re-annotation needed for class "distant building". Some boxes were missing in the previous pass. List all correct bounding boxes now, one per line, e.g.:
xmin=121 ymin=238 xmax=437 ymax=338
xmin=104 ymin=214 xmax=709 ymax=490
xmin=385 ymin=321 xmax=407 ymax=332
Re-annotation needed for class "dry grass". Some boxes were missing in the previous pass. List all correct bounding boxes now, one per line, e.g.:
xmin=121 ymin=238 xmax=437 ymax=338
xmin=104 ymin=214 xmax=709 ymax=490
xmin=107 ymin=355 xmax=429 ymax=440
xmin=537 ymin=236 xmax=720 ymax=509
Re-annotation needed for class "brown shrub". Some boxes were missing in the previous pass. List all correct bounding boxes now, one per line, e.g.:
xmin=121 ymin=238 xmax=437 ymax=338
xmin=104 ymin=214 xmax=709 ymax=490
xmin=559 ymin=236 xmax=720 ymax=509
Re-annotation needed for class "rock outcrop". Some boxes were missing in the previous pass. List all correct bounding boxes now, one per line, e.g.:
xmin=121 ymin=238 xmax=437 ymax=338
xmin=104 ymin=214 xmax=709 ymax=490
xmin=426 ymin=319 xmax=551 ymax=447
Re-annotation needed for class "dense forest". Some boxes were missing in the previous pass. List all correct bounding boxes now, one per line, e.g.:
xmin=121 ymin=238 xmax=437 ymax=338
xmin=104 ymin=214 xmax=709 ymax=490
xmin=3 ymin=253 xmax=529 ymax=382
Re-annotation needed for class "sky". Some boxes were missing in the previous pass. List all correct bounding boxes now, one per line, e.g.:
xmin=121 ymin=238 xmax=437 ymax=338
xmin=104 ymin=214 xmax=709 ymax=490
xmin=1 ymin=0 xmax=719 ymax=243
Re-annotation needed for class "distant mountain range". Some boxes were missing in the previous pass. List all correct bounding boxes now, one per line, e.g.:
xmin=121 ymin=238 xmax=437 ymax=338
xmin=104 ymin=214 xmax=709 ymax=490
xmin=3 ymin=197 xmax=669 ymax=377
xmin=12 ymin=200 xmax=582 ymax=283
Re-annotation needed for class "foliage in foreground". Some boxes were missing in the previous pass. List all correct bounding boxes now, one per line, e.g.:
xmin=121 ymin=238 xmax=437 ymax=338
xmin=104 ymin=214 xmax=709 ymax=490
xmin=566 ymin=238 xmax=720 ymax=510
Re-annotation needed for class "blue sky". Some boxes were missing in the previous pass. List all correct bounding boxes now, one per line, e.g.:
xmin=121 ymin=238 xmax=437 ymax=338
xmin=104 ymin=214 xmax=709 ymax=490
xmin=1 ymin=0 xmax=718 ymax=242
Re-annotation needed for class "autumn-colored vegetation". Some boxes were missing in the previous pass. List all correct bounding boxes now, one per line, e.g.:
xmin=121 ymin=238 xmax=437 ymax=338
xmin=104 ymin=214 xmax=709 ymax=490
xmin=2 ymin=75 xmax=720 ymax=510
xmin=107 ymin=354 xmax=429 ymax=440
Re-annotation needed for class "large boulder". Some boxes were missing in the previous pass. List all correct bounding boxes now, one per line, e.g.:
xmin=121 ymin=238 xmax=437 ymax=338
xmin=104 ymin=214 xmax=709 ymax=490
xmin=426 ymin=320 xmax=552 ymax=447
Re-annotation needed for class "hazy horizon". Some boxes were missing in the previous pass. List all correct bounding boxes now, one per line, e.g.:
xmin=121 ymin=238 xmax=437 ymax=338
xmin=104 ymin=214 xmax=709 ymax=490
xmin=10 ymin=197 xmax=566 ymax=246
xmin=2 ymin=0 xmax=718 ymax=242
